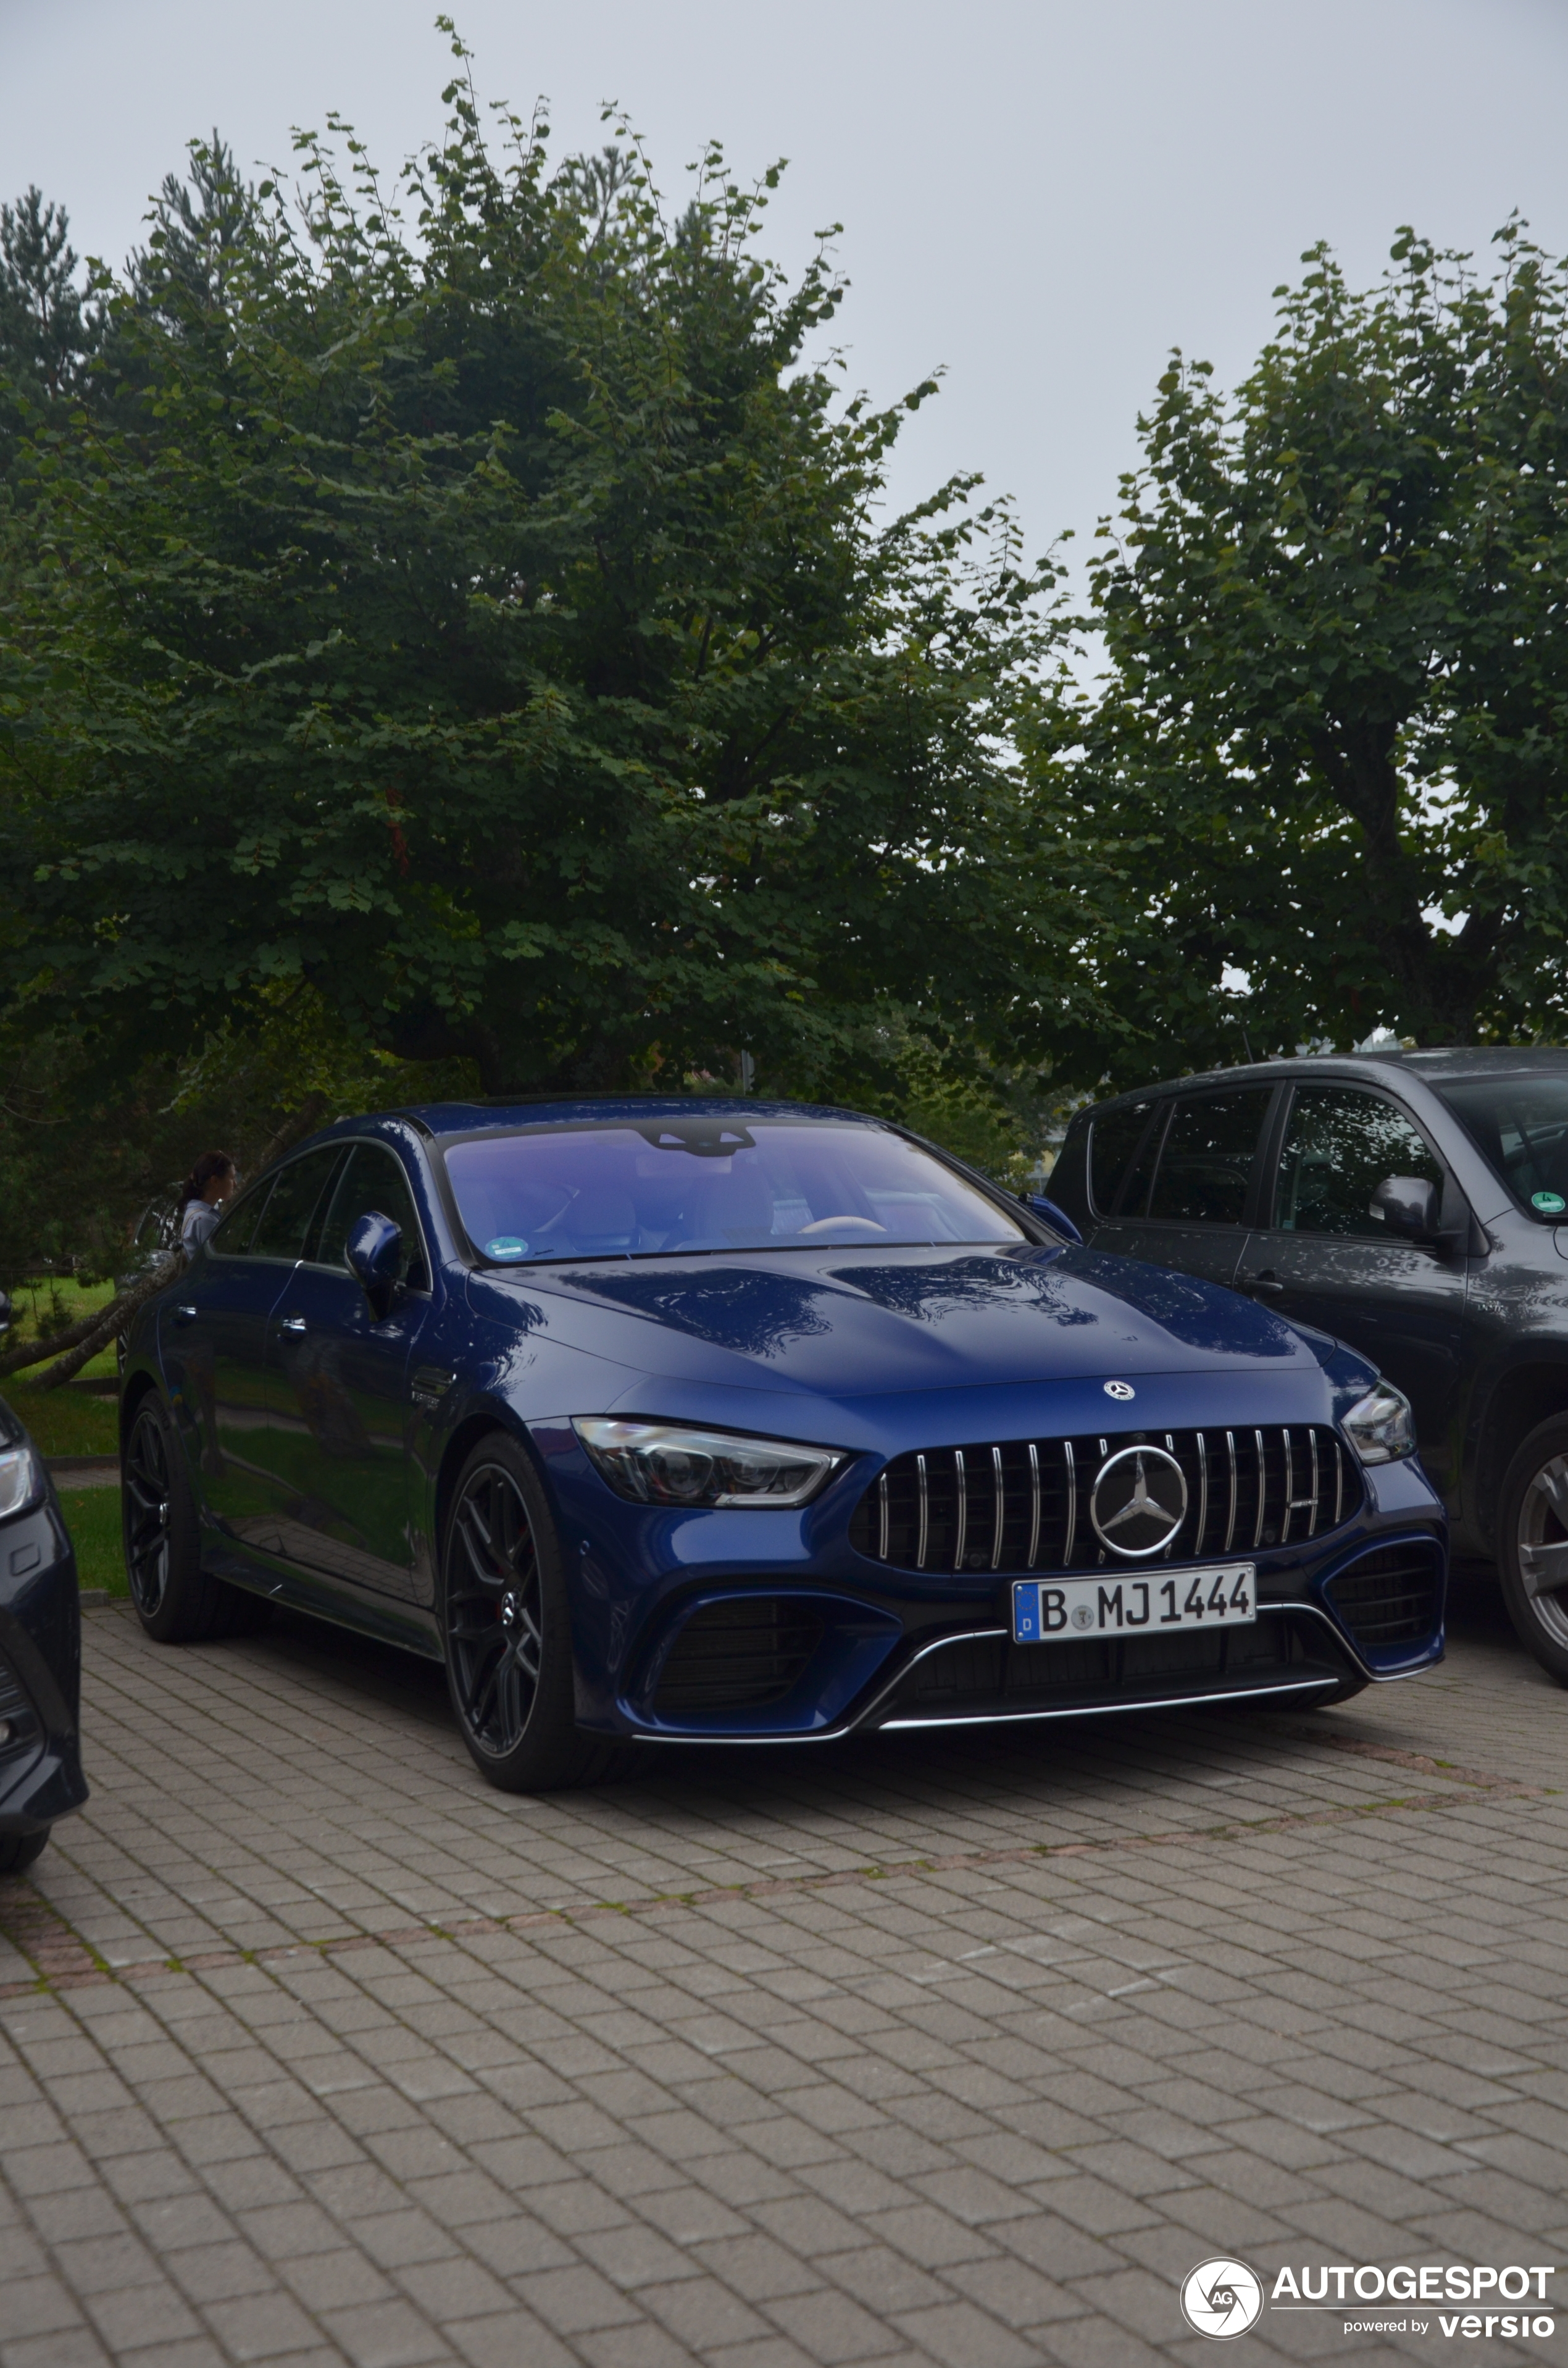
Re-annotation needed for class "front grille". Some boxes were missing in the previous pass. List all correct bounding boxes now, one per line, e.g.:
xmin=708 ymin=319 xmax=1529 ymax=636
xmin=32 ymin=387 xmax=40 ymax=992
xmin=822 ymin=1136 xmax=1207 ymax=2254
xmin=1327 ymin=1542 xmax=1441 ymax=1646
xmin=849 ymin=1425 xmax=1355 ymax=1574
xmin=653 ymin=1598 xmax=824 ymax=1715
xmin=886 ymin=1610 xmax=1342 ymax=1720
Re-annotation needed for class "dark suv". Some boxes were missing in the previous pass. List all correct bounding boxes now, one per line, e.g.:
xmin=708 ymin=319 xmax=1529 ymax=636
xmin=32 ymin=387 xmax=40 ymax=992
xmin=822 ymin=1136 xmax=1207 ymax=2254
xmin=1049 ymin=1047 xmax=1568 ymax=1683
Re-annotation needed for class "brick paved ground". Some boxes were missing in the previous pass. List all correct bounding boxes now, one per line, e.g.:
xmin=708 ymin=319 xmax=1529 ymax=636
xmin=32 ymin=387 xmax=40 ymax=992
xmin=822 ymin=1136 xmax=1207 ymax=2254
xmin=2 ymin=1574 xmax=1566 ymax=2368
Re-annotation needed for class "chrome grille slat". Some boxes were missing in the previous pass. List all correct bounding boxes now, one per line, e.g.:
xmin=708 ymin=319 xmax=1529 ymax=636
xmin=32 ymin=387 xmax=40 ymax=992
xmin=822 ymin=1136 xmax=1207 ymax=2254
xmin=916 ymin=1453 xmax=928 ymax=1571
xmin=990 ymin=1446 xmax=1005 ymax=1572
xmin=851 ymin=1424 xmax=1357 ymax=1573
xmin=953 ymin=1450 xmax=968 ymax=1574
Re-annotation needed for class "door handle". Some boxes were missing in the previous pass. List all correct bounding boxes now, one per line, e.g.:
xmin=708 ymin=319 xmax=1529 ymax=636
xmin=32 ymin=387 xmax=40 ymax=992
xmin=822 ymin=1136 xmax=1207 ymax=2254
xmin=280 ymin=1314 xmax=308 ymax=1333
xmin=172 ymin=1305 xmax=198 ymax=1326
xmin=1244 ymin=1272 xmax=1284 ymax=1295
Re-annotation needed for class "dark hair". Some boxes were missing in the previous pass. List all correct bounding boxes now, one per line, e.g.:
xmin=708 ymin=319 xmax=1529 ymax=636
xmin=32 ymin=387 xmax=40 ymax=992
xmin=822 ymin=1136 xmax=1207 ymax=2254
xmin=179 ymin=1150 xmax=236 ymax=1215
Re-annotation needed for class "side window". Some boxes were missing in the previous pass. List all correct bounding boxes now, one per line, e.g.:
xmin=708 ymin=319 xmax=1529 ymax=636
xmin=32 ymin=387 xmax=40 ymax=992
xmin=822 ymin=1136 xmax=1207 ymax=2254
xmin=248 ymin=1147 xmax=345 ymax=1264
xmin=1088 ymin=1102 xmax=1156 ymax=1217
xmin=315 ymin=1145 xmax=430 ymax=1290
xmin=1146 ymin=1089 xmax=1275 ymax=1226
xmin=208 ymin=1177 xmax=274 ymax=1258
xmin=1274 ymin=1088 xmax=1444 ymax=1238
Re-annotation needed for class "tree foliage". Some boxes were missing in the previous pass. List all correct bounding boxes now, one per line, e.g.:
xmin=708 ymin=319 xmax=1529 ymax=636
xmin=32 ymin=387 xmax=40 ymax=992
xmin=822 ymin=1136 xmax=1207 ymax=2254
xmin=1059 ymin=222 xmax=1568 ymax=1066
xmin=0 ymin=35 xmax=1107 ymax=1121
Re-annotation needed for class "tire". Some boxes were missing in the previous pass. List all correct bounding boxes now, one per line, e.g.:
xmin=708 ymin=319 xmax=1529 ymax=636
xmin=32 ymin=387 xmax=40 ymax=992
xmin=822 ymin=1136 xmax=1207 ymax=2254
xmin=0 ymin=1827 xmax=49 ymax=1876
xmin=122 ymin=1395 xmax=269 ymax=1644
xmin=1498 ymin=1415 xmax=1568 ymax=1686
xmin=441 ymin=1433 xmax=620 ymax=1792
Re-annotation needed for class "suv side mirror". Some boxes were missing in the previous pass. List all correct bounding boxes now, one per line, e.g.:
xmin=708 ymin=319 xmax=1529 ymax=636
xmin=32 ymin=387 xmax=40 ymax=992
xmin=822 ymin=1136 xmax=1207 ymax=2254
xmin=346 ymin=1211 xmax=402 ymax=1318
xmin=1371 ymin=1175 xmax=1439 ymax=1241
xmin=0 ymin=1288 xmax=10 ymax=1334
xmin=1027 ymin=1194 xmax=1084 ymax=1247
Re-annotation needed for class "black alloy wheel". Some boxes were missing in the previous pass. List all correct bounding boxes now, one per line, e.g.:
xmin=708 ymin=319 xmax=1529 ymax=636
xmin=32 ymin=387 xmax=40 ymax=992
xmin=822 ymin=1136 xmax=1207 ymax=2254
xmin=441 ymin=1434 xmax=620 ymax=1792
xmin=122 ymin=1396 xmax=269 ymax=1644
xmin=1499 ymin=1416 xmax=1568 ymax=1686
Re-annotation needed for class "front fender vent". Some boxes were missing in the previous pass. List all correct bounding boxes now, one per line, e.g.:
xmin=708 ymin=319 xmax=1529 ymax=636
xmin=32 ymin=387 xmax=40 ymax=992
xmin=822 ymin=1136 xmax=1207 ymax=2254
xmin=848 ymin=1425 xmax=1356 ymax=1575
xmin=652 ymin=1597 xmax=824 ymax=1716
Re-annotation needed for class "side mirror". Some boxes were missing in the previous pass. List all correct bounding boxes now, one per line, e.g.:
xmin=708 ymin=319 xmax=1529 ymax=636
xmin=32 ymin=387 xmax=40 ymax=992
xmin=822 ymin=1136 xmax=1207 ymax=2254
xmin=0 ymin=1288 xmax=10 ymax=1334
xmin=1027 ymin=1194 xmax=1084 ymax=1247
xmin=1371 ymin=1175 xmax=1439 ymax=1241
xmin=346 ymin=1211 xmax=402 ymax=1317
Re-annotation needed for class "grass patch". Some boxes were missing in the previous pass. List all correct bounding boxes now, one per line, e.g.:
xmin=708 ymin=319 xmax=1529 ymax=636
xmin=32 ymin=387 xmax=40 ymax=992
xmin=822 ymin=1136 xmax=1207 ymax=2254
xmin=57 ymin=1486 xmax=128 ymax=1596
xmin=7 ymin=1387 xmax=119 ymax=1460
xmin=7 ymin=1275 xmax=121 ymax=1388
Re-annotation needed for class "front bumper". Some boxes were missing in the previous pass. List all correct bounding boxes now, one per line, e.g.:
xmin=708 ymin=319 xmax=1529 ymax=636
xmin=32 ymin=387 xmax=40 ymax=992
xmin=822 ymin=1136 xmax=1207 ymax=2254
xmin=1 ymin=1493 xmax=89 ymax=1835
xmin=536 ymin=1421 xmax=1446 ymax=1744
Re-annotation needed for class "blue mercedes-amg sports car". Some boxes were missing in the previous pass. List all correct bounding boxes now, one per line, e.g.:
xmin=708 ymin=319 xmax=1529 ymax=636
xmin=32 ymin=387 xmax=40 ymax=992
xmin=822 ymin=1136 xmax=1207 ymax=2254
xmin=120 ymin=1098 xmax=1446 ymax=1789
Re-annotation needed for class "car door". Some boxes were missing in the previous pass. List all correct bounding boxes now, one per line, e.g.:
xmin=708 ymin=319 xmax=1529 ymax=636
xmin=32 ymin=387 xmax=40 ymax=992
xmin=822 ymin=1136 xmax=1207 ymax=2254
xmin=1091 ymin=1086 xmax=1278 ymax=1288
xmin=161 ymin=1148 xmax=343 ymax=1558
xmin=263 ymin=1141 xmax=433 ymax=1606
xmin=1239 ymin=1081 xmax=1470 ymax=1504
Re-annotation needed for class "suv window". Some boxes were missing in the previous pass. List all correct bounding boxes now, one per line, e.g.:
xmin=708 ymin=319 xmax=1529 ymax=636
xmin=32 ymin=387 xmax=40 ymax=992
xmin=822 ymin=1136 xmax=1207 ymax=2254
xmin=1274 ymin=1087 xmax=1443 ymax=1237
xmin=315 ymin=1145 xmax=430 ymax=1289
xmin=208 ymin=1178 xmax=275 ymax=1258
xmin=1089 ymin=1102 xmax=1156 ymax=1217
xmin=248 ymin=1147 xmax=345 ymax=1264
xmin=1146 ymin=1089 xmax=1274 ymax=1225
xmin=1437 ymin=1072 xmax=1568 ymax=1220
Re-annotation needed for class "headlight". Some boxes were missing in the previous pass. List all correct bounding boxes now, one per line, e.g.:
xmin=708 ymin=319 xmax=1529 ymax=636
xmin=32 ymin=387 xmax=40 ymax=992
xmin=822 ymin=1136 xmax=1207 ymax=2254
xmin=573 ymin=1418 xmax=844 ymax=1508
xmin=0 ymin=1444 xmax=40 ymax=1520
xmin=1342 ymin=1383 xmax=1416 ymax=1465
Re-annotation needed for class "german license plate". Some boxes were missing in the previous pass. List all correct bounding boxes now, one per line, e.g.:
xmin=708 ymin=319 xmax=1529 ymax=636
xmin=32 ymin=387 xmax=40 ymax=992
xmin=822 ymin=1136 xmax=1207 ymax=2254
xmin=1012 ymin=1564 xmax=1256 ymax=1644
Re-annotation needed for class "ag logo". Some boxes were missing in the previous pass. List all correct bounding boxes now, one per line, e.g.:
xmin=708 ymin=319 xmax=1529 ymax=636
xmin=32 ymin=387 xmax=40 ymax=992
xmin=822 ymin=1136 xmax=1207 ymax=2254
xmin=1090 ymin=1444 xmax=1188 ymax=1557
xmin=1179 ymin=2257 xmax=1264 ymax=2340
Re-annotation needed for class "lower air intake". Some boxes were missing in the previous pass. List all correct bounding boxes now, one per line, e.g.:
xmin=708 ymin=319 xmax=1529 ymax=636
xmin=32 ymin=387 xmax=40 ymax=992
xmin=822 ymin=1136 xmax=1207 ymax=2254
xmin=653 ymin=1598 xmax=824 ymax=1716
xmin=1325 ymin=1542 xmax=1443 ymax=1646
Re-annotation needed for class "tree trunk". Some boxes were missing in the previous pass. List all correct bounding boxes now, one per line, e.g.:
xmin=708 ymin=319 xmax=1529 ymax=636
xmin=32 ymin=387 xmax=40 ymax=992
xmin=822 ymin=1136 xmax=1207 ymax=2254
xmin=3 ymin=1253 xmax=181 ymax=1390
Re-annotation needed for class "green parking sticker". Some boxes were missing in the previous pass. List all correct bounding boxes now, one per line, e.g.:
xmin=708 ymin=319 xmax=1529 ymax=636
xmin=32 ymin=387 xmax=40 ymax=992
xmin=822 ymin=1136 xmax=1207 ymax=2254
xmin=1532 ymin=1190 xmax=1566 ymax=1215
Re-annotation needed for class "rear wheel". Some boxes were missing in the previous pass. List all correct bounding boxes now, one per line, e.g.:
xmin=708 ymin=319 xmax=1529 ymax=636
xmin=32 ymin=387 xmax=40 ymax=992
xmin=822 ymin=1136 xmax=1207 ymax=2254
xmin=0 ymin=1828 xmax=49 ymax=1876
xmin=1498 ymin=1417 xmax=1568 ymax=1686
xmin=441 ymin=1434 xmax=619 ymax=1791
xmin=122 ymin=1397 xmax=270 ymax=1643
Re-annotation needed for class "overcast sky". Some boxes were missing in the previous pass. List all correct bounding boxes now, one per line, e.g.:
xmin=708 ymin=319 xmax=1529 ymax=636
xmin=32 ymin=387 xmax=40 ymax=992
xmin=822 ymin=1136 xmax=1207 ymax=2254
xmin=4 ymin=0 xmax=1567 ymax=569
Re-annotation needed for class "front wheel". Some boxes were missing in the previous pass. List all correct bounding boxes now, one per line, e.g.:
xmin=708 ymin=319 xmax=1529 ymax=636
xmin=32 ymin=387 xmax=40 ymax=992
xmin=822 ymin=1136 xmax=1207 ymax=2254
xmin=1498 ymin=1417 xmax=1568 ymax=1686
xmin=441 ymin=1434 xmax=619 ymax=1792
xmin=0 ymin=1827 xmax=49 ymax=1876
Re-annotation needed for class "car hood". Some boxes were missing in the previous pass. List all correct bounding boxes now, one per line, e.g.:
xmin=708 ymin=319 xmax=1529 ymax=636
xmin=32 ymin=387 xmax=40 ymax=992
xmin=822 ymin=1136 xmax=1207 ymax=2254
xmin=470 ymin=1242 xmax=1318 ymax=1399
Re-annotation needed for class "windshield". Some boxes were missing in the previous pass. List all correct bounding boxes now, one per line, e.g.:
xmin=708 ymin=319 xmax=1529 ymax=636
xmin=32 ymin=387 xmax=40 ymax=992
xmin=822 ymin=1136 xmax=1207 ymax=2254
xmin=443 ymin=1117 xmax=1028 ymax=1263
xmin=1436 ymin=1072 xmax=1568 ymax=1220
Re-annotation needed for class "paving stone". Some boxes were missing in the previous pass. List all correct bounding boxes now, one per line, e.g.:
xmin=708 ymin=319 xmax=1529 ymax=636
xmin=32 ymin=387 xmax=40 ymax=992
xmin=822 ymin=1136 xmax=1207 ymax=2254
xmin=1 ymin=1583 xmax=1564 ymax=2368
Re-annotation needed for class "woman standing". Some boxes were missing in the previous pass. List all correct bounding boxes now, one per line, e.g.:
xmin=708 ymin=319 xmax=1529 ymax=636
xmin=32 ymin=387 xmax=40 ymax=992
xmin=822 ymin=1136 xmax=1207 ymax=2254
xmin=178 ymin=1151 xmax=236 ymax=1255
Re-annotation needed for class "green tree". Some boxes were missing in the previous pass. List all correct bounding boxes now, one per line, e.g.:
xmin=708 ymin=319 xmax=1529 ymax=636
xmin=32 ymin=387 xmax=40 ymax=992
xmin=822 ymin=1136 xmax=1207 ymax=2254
xmin=1060 ymin=222 xmax=1568 ymax=1067
xmin=0 ymin=36 xmax=1111 ymax=1109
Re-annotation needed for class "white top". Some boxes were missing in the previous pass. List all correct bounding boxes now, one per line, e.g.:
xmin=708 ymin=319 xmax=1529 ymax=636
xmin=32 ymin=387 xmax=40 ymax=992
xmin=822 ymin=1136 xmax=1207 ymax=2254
xmin=181 ymin=1199 xmax=222 ymax=1253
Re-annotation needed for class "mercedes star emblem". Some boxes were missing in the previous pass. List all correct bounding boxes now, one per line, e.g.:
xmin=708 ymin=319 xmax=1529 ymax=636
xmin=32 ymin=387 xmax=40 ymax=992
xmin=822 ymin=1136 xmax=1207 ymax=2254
xmin=1090 ymin=1444 xmax=1188 ymax=1557
xmin=1104 ymin=1379 xmax=1136 ymax=1401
